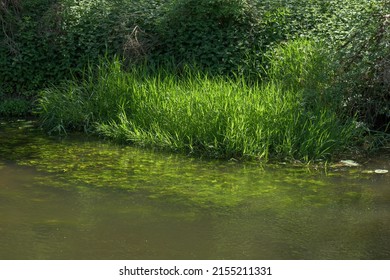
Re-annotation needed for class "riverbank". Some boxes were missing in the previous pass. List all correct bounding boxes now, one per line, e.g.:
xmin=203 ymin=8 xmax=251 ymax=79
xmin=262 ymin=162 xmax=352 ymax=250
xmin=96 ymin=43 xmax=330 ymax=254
xmin=36 ymin=49 xmax=370 ymax=163
xmin=2 ymin=0 xmax=389 ymax=162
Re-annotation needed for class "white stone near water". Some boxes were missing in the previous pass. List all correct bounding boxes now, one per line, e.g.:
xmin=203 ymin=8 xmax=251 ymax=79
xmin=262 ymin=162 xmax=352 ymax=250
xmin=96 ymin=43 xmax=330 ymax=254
xmin=340 ymin=160 xmax=360 ymax=167
xmin=374 ymin=169 xmax=388 ymax=174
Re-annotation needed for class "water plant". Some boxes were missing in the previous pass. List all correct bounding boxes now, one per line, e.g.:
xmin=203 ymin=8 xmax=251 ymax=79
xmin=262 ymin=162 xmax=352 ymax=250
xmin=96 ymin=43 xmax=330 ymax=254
xmin=37 ymin=47 xmax=363 ymax=162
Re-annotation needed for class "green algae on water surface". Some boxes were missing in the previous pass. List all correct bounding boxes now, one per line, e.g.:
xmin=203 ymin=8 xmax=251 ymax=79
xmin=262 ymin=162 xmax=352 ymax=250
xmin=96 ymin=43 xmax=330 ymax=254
xmin=2 ymin=121 xmax=390 ymax=260
xmin=0 ymin=121 xmax=377 ymax=212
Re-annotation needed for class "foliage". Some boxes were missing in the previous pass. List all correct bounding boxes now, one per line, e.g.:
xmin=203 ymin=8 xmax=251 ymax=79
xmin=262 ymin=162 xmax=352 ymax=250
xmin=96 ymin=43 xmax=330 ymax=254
xmin=265 ymin=39 xmax=341 ymax=112
xmin=259 ymin=0 xmax=390 ymax=130
xmin=330 ymin=1 xmax=389 ymax=129
xmin=4 ymin=0 xmax=371 ymax=93
xmin=151 ymin=0 xmax=263 ymax=75
xmin=0 ymin=0 xmax=166 ymax=96
xmin=2 ymin=0 xmax=389 ymax=135
xmin=0 ymin=97 xmax=30 ymax=116
xmin=38 ymin=56 xmax=362 ymax=162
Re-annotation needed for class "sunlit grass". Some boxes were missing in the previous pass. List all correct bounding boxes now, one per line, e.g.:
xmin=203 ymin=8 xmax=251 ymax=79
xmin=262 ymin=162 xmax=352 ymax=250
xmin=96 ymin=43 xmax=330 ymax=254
xmin=37 ymin=40 xmax=363 ymax=162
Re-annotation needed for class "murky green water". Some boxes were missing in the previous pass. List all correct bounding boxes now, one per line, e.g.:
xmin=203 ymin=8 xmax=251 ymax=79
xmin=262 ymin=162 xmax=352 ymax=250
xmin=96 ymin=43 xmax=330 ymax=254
xmin=1 ymin=120 xmax=389 ymax=259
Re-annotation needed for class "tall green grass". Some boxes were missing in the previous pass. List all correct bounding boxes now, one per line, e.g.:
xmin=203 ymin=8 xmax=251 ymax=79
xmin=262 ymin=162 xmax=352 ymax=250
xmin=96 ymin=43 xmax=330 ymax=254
xmin=37 ymin=40 xmax=363 ymax=162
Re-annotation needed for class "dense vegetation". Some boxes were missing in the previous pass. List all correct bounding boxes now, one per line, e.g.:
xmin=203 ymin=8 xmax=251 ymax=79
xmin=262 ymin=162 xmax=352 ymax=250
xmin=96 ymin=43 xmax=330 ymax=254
xmin=1 ymin=0 xmax=389 ymax=161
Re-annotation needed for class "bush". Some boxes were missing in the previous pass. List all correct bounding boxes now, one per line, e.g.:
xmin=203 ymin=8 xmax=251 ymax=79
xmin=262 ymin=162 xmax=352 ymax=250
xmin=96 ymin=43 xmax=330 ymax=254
xmin=0 ymin=98 xmax=30 ymax=117
xmin=0 ymin=0 xmax=167 ymax=96
xmin=331 ymin=2 xmax=389 ymax=130
xmin=152 ymin=0 xmax=263 ymax=75
xmin=265 ymin=39 xmax=342 ymax=112
xmin=259 ymin=0 xmax=390 ymax=130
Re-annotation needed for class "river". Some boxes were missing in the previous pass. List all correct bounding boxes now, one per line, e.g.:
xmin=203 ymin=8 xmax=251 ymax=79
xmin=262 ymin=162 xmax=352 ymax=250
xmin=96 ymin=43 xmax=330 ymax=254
xmin=1 ymin=120 xmax=389 ymax=259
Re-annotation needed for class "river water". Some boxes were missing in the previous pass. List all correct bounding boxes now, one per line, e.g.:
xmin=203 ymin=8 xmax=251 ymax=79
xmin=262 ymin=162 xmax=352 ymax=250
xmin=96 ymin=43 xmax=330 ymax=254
xmin=0 ymin=120 xmax=389 ymax=259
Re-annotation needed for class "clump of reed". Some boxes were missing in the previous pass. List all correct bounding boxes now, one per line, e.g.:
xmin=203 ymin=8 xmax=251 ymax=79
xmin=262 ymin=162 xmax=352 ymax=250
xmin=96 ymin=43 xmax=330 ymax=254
xmin=37 ymin=39 xmax=363 ymax=162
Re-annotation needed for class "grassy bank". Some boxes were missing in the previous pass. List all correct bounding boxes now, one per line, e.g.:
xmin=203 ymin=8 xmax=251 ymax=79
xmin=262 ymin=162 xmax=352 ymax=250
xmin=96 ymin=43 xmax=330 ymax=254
xmin=37 ymin=40 xmax=364 ymax=162
xmin=3 ymin=0 xmax=388 ymax=161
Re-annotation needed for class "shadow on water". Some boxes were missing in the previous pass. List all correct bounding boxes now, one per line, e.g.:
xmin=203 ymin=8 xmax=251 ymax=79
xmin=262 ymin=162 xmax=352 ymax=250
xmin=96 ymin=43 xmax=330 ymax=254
xmin=0 ymin=120 xmax=389 ymax=259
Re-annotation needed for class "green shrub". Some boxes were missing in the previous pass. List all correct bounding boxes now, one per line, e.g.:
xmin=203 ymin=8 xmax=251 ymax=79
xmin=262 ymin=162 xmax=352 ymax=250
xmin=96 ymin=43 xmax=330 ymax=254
xmin=330 ymin=1 xmax=389 ymax=129
xmin=265 ymin=39 xmax=342 ymax=112
xmin=0 ymin=98 xmax=30 ymax=117
xmin=0 ymin=0 xmax=167 ymax=96
xmin=152 ymin=0 xmax=263 ymax=75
